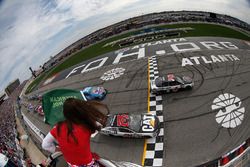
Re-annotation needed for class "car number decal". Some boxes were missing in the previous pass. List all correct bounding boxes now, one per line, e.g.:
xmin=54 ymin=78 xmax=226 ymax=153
xmin=92 ymin=87 xmax=104 ymax=95
xmin=117 ymin=114 xmax=129 ymax=127
xmin=167 ymin=74 xmax=175 ymax=81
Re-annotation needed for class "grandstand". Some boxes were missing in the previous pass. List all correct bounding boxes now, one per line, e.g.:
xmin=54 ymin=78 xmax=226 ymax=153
xmin=5 ymin=79 xmax=20 ymax=96
xmin=104 ymin=27 xmax=194 ymax=47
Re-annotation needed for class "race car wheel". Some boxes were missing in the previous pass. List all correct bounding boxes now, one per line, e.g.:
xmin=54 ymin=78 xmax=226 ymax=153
xmin=185 ymin=86 xmax=192 ymax=90
xmin=172 ymin=87 xmax=179 ymax=92
xmin=154 ymin=92 xmax=160 ymax=95
xmin=151 ymin=89 xmax=158 ymax=95
xmin=144 ymin=135 xmax=152 ymax=139
xmin=164 ymin=90 xmax=170 ymax=94
xmin=104 ymin=89 xmax=108 ymax=94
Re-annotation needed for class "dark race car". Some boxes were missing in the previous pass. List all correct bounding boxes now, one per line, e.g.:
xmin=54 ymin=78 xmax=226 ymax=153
xmin=150 ymin=73 xmax=194 ymax=94
xmin=100 ymin=113 xmax=160 ymax=138
xmin=80 ymin=86 xmax=107 ymax=100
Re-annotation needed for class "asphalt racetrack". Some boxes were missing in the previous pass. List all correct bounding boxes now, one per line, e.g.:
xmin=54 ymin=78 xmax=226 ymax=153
xmin=25 ymin=37 xmax=250 ymax=167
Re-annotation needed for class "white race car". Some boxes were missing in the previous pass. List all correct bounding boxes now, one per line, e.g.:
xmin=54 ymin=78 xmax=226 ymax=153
xmin=151 ymin=73 xmax=194 ymax=94
xmin=100 ymin=113 xmax=160 ymax=138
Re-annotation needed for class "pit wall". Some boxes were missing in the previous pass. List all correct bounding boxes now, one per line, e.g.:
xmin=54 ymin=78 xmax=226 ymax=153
xmin=201 ymin=138 xmax=250 ymax=167
xmin=219 ymin=138 xmax=250 ymax=167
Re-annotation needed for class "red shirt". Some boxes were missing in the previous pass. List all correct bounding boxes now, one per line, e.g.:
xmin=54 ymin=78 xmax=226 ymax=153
xmin=50 ymin=122 xmax=92 ymax=165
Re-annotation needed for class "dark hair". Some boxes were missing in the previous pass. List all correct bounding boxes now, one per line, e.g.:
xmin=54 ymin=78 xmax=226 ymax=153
xmin=57 ymin=98 xmax=108 ymax=143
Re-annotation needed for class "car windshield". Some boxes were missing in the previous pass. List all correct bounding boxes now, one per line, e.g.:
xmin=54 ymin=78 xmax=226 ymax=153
xmin=155 ymin=77 xmax=164 ymax=87
xmin=129 ymin=115 xmax=141 ymax=132
xmin=91 ymin=86 xmax=104 ymax=94
xmin=91 ymin=86 xmax=98 ymax=92
xmin=175 ymin=76 xmax=184 ymax=84
xmin=106 ymin=116 xmax=114 ymax=127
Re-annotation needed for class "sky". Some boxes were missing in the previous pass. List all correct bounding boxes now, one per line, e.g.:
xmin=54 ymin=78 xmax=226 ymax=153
xmin=0 ymin=0 xmax=249 ymax=93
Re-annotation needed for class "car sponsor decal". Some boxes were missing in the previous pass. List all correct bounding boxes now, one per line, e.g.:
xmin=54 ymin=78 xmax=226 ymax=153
xmin=142 ymin=114 xmax=155 ymax=132
xmin=101 ymin=128 xmax=116 ymax=135
xmin=167 ymin=74 xmax=175 ymax=81
xmin=91 ymin=87 xmax=104 ymax=94
xmin=117 ymin=114 xmax=129 ymax=127
xmin=211 ymin=93 xmax=245 ymax=128
xmin=123 ymin=134 xmax=134 ymax=138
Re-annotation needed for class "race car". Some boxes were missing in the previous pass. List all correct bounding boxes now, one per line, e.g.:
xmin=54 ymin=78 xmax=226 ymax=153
xmin=27 ymin=103 xmax=34 ymax=112
xmin=150 ymin=73 xmax=194 ymax=94
xmin=81 ymin=86 xmax=107 ymax=100
xmin=34 ymin=105 xmax=44 ymax=116
xmin=100 ymin=113 xmax=160 ymax=138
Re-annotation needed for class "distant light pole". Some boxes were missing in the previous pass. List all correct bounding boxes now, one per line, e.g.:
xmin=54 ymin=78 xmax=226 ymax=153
xmin=29 ymin=67 xmax=37 ymax=78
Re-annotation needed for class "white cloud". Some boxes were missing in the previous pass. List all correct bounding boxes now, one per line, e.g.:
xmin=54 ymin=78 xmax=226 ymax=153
xmin=0 ymin=0 xmax=142 ymax=91
xmin=53 ymin=0 xmax=140 ymax=21
xmin=0 ymin=1 xmax=70 ymax=90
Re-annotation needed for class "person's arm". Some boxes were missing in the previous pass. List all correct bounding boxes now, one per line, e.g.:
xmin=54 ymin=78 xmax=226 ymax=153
xmin=42 ymin=132 xmax=57 ymax=153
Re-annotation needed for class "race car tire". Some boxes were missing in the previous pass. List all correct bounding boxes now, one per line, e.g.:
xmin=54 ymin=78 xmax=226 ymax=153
xmin=104 ymin=89 xmax=108 ymax=94
xmin=185 ymin=86 xmax=192 ymax=90
xmin=97 ymin=89 xmax=107 ymax=101
xmin=151 ymin=89 xmax=157 ymax=94
xmin=144 ymin=135 xmax=152 ymax=139
xmin=164 ymin=90 xmax=170 ymax=94
xmin=172 ymin=87 xmax=179 ymax=92
xmin=154 ymin=92 xmax=159 ymax=95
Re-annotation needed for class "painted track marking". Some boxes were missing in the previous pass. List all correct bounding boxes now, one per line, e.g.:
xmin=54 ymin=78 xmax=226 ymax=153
xmin=142 ymin=56 xmax=164 ymax=167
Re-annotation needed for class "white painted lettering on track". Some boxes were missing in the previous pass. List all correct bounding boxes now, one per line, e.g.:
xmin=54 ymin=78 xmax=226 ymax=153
xmin=81 ymin=57 xmax=108 ymax=73
xmin=171 ymin=42 xmax=201 ymax=52
xmin=100 ymin=68 xmax=125 ymax=81
xmin=66 ymin=48 xmax=145 ymax=79
xmin=66 ymin=64 xmax=86 ymax=79
xmin=182 ymin=54 xmax=240 ymax=66
xmin=64 ymin=39 xmax=240 ymax=79
xmin=113 ymin=48 xmax=145 ymax=64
